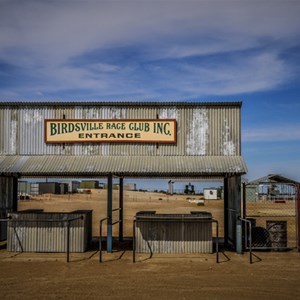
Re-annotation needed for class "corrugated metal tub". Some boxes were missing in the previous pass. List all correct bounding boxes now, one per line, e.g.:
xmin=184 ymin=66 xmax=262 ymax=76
xmin=7 ymin=210 xmax=92 ymax=252
xmin=135 ymin=211 xmax=213 ymax=254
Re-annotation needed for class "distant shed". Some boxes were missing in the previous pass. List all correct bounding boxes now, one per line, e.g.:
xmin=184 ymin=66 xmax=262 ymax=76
xmin=39 ymin=182 xmax=61 ymax=194
xmin=18 ymin=181 xmax=31 ymax=194
xmin=203 ymin=188 xmax=218 ymax=200
xmin=80 ymin=180 xmax=99 ymax=189
xmin=62 ymin=181 xmax=80 ymax=193
xmin=246 ymin=174 xmax=298 ymax=201
xmin=124 ymin=183 xmax=136 ymax=191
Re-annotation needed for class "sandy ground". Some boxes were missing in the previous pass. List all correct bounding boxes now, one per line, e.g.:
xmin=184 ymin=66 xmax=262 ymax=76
xmin=0 ymin=248 xmax=300 ymax=300
xmin=0 ymin=190 xmax=298 ymax=299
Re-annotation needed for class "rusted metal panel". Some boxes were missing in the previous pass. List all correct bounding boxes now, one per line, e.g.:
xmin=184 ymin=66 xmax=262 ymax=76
xmin=7 ymin=210 xmax=92 ymax=252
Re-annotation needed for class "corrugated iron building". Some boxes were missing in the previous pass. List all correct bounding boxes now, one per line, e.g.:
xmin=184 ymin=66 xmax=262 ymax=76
xmin=0 ymin=101 xmax=247 ymax=252
xmin=39 ymin=182 xmax=61 ymax=194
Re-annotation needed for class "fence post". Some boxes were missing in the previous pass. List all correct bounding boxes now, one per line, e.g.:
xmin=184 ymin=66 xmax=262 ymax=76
xmin=236 ymin=219 xmax=242 ymax=254
xmin=67 ymin=220 xmax=70 ymax=263
xmin=242 ymin=182 xmax=246 ymax=218
xmin=133 ymin=220 xmax=136 ymax=263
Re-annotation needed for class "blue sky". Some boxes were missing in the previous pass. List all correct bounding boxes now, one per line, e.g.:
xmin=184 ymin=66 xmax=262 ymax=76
xmin=0 ymin=0 xmax=300 ymax=182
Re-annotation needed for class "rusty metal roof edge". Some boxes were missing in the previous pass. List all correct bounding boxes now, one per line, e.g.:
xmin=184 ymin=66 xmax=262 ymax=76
xmin=248 ymin=174 xmax=298 ymax=185
xmin=0 ymin=101 xmax=242 ymax=107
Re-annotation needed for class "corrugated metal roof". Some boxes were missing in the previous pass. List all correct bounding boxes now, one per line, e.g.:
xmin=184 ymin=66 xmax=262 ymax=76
xmin=0 ymin=155 xmax=247 ymax=177
xmin=248 ymin=174 xmax=298 ymax=185
xmin=0 ymin=101 xmax=242 ymax=107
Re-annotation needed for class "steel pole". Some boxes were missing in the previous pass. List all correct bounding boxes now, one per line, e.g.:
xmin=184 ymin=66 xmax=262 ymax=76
xmin=67 ymin=220 xmax=70 ymax=263
xmin=119 ymin=178 xmax=124 ymax=242
xmin=107 ymin=174 xmax=113 ymax=253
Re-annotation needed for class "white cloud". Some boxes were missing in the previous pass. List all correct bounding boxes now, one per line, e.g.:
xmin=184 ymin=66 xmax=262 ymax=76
xmin=0 ymin=1 xmax=300 ymax=98
xmin=243 ymin=124 xmax=300 ymax=142
xmin=0 ymin=50 xmax=294 ymax=99
xmin=1 ymin=1 xmax=300 ymax=63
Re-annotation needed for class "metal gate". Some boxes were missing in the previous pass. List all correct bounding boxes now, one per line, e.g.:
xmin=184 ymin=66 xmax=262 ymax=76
xmin=243 ymin=182 xmax=298 ymax=251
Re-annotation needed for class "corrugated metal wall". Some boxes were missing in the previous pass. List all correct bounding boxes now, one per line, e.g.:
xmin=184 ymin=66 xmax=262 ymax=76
xmin=135 ymin=220 xmax=213 ymax=253
xmin=7 ymin=210 xmax=92 ymax=252
xmin=0 ymin=103 xmax=241 ymax=156
xmin=18 ymin=181 xmax=31 ymax=194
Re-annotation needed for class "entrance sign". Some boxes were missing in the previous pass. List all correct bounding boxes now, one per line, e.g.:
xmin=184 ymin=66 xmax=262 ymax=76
xmin=45 ymin=119 xmax=177 ymax=143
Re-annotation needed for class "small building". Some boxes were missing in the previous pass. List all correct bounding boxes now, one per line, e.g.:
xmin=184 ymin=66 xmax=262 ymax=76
xmin=124 ymin=183 xmax=136 ymax=191
xmin=39 ymin=182 xmax=61 ymax=194
xmin=18 ymin=181 xmax=31 ymax=194
xmin=62 ymin=181 xmax=81 ymax=193
xmin=59 ymin=183 xmax=69 ymax=194
xmin=30 ymin=183 xmax=39 ymax=195
xmin=203 ymin=188 xmax=218 ymax=200
xmin=98 ymin=183 xmax=105 ymax=189
xmin=80 ymin=180 xmax=99 ymax=189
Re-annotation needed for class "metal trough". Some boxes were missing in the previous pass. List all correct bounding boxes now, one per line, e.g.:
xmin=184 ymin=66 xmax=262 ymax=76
xmin=7 ymin=210 xmax=92 ymax=253
xmin=134 ymin=211 xmax=213 ymax=254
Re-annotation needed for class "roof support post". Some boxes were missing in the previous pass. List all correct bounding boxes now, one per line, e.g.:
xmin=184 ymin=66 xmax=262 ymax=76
xmin=0 ymin=176 xmax=18 ymax=241
xmin=224 ymin=176 xmax=242 ymax=254
xmin=119 ymin=177 xmax=124 ymax=242
xmin=297 ymin=183 xmax=300 ymax=252
xmin=107 ymin=174 xmax=113 ymax=253
xmin=235 ymin=176 xmax=242 ymax=254
xmin=224 ymin=177 xmax=228 ymax=246
xmin=11 ymin=176 xmax=18 ymax=212
xmin=168 ymin=180 xmax=174 ymax=195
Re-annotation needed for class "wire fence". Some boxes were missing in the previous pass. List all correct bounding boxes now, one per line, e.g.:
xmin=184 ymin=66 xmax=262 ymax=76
xmin=243 ymin=182 xmax=298 ymax=251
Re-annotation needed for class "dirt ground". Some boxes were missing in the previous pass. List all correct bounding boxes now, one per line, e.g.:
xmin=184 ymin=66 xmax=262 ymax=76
xmin=0 ymin=190 xmax=299 ymax=299
xmin=0 ymin=248 xmax=300 ymax=299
